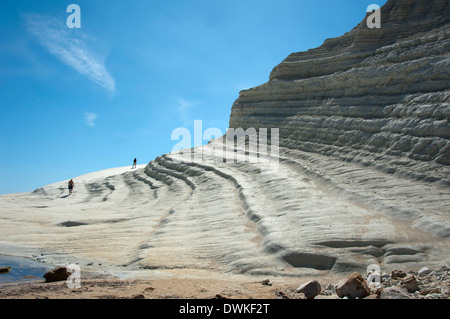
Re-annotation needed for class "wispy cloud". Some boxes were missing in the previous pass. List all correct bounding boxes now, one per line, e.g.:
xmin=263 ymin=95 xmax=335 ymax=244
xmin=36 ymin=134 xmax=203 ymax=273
xmin=84 ymin=112 xmax=98 ymax=127
xmin=22 ymin=13 xmax=115 ymax=93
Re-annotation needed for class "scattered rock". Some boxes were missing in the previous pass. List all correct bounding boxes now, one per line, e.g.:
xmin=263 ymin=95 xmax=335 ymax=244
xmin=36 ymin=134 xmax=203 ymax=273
xmin=380 ymin=287 xmax=412 ymax=299
xmin=275 ymin=290 xmax=290 ymax=299
xmin=261 ymin=279 xmax=272 ymax=286
xmin=336 ymin=272 xmax=370 ymax=299
xmin=418 ymin=267 xmax=432 ymax=276
xmin=400 ymin=275 xmax=419 ymax=293
xmin=130 ymin=294 xmax=145 ymax=299
xmin=391 ymin=270 xmax=407 ymax=280
xmin=43 ymin=266 xmax=71 ymax=283
xmin=441 ymin=285 xmax=450 ymax=296
xmin=325 ymin=283 xmax=336 ymax=293
xmin=275 ymin=289 xmax=305 ymax=299
xmin=0 ymin=266 xmax=11 ymax=274
xmin=420 ymin=288 xmax=441 ymax=295
xmin=296 ymin=280 xmax=321 ymax=299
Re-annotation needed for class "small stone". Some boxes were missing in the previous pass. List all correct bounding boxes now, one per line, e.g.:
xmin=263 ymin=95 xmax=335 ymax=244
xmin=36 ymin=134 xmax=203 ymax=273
xmin=391 ymin=270 xmax=407 ymax=280
xmin=325 ymin=283 xmax=336 ymax=292
xmin=0 ymin=266 xmax=11 ymax=274
xmin=275 ymin=290 xmax=289 ymax=299
xmin=418 ymin=267 xmax=432 ymax=276
xmin=420 ymin=288 xmax=441 ymax=295
xmin=373 ymin=287 xmax=383 ymax=297
xmin=295 ymin=280 xmax=321 ymax=299
xmin=320 ymin=290 xmax=332 ymax=296
xmin=400 ymin=275 xmax=419 ymax=293
xmin=429 ymin=270 xmax=443 ymax=277
xmin=336 ymin=272 xmax=370 ymax=299
xmin=261 ymin=279 xmax=272 ymax=286
xmin=130 ymin=294 xmax=145 ymax=299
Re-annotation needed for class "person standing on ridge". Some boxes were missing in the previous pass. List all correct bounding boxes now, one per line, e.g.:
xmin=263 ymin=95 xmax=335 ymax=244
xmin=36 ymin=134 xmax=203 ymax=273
xmin=68 ymin=179 xmax=74 ymax=195
xmin=132 ymin=158 xmax=137 ymax=169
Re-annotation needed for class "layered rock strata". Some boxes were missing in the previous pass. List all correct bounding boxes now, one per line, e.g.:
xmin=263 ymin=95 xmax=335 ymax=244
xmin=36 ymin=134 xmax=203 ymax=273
xmin=229 ymin=0 xmax=450 ymax=184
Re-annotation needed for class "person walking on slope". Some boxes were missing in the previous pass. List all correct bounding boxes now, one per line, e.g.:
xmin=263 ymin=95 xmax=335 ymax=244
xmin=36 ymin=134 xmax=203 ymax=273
xmin=132 ymin=158 xmax=137 ymax=169
xmin=68 ymin=179 xmax=74 ymax=195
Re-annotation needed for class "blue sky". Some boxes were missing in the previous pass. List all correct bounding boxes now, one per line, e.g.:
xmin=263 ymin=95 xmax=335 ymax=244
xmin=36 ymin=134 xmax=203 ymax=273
xmin=0 ymin=0 xmax=387 ymax=194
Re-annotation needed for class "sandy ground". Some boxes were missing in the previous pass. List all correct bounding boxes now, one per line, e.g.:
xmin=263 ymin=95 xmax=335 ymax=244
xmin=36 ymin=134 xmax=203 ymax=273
xmin=0 ymin=270 xmax=338 ymax=299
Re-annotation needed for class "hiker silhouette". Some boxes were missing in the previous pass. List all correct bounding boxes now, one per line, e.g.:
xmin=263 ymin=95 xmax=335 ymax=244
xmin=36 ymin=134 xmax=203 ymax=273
xmin=68 ymin=179 xmax=74 ymax=195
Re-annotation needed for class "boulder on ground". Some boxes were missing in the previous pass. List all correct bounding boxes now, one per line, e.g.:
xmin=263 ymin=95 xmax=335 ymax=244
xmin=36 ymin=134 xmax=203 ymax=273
xmin=336 ymin=272 xmax=370 ymax=299
xmin=43 ymin=266 xmax=71 ymax=283
xmin=295 ymin=280 xmax=321 ymax=299
xmin=400 ymin=275 xmax=419 ymax=293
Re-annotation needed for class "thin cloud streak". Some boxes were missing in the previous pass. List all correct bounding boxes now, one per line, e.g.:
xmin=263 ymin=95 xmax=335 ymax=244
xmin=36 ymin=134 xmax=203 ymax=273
xmin=23 ymin=13 xmax=115 ymax=93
